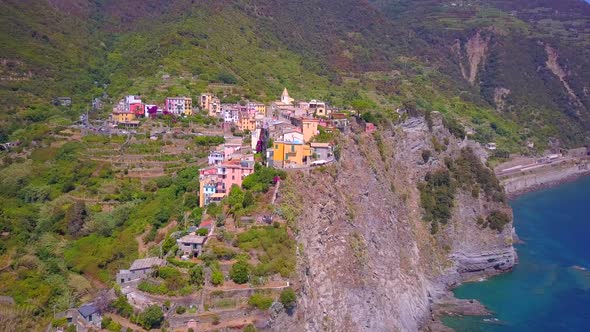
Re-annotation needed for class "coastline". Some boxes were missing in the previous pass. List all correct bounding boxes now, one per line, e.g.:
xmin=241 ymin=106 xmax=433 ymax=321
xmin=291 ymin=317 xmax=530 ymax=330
xmin=499 ymin=157 xmax=590 ymax=199
xmin=428 ymin=161 xmax=590 ymax=331
xmin=505 ymin=170 xmax=590 ymax=199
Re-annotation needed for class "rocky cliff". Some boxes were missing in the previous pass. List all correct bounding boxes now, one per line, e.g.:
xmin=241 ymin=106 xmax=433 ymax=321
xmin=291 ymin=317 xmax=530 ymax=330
xmin=271 ymin=114 xmax=516 ymax=331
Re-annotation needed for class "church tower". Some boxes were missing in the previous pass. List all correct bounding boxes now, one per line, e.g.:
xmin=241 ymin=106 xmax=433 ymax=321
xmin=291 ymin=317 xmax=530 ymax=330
xmin=281 ymin=87 xmax=293 ymax=105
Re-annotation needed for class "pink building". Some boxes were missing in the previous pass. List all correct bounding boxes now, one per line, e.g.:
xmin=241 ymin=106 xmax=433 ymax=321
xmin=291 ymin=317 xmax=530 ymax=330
xmin=217 ymin=160 xmax=254 ymax=193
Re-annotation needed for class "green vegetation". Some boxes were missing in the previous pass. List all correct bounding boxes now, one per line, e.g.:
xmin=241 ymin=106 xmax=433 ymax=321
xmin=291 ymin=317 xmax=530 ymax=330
xmin=189 ymin=265 xmax=205 ymax=287
xmin=280 ymin=288 xmax=297 ymax=311
xmin=229 ymin=259 xmax=250 ymax=284
xmin=138 ymin=305 xmax=164 ymax=330
xmin=111 ymin=295 xmax=133 ymax=318
xmin=448 ymin=148 xmax=506 ymax=203
xmin=419 ymin=148 xmax=509 ymax=233
xmin=418 ymin=169 xmax=455 ymax=234
xmin=237 ymin=226 xmax=296 ymax=277
xmin=248 ymin=293 xmax=274 ymax=310
xmin=485 ymin=210 xmax=512 ymax=232
xmin=194 ymin=136 xmax=225 ymax=147
xmin=211 ymin=269 xmax=224 ymax=286
xmin=242 ymin=164 xmax=286 ymax=193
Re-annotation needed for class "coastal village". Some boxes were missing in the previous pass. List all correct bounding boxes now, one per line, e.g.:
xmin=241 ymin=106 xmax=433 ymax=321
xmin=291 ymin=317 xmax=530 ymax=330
xmin=1 ymin=84 xmax=588 ymax=332
xmin=2 ymin=83 xmax=583 ymax=332
xmin=46 ymin=87 xmax=355 ymax=332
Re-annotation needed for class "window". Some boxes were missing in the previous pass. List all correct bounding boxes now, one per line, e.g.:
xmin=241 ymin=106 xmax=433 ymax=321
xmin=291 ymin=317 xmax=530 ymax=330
xmin=232 ymin=176 xmax=235 ymax=180
xmin=275 ymin=144 xmax=278 ymax=149
xmin=291 ymin=145 xmax=295 ymax=152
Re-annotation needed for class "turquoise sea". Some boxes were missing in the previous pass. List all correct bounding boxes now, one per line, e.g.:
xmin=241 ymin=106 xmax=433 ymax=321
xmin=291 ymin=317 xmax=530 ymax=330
xmin=444 ymin=176 xmax=590 ymax=331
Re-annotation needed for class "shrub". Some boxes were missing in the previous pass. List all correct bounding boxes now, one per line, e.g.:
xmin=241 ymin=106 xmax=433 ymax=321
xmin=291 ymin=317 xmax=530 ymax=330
xmin=229 ymin=260 xmax=250 ymax=284
xmin=175 ymin=305 xmax=186 ymax=314
xmin=167 ymin=256 xmax=197 ymax=268
xmin=280 ymin=288 xmax=296 ymax=310
xmin=248 ymin=293 xmax=274 ymax=310
xmin=244 ymin=325 xmax=258 ymax=332
xmin=111 ymin=295 xmax=133 ymax=318
xmin=486 ymin=210 xmax=511 ymax=232
xmin=211 ymin=269 xmax=224 ymax=286
xmin=157 ymin=266 xmax=181 ymax=280
xmin=443 ymin=116 xmax=466 ymax=139
xmin=418 ymin=169 xmax=455 ymax=233
xmin=138 ymin=305 xmax=164 ymax=330
xmin=242 ymin=191 xmax=254 ymax=208
xmin=189 ymin=265 xmax=205 ymax=286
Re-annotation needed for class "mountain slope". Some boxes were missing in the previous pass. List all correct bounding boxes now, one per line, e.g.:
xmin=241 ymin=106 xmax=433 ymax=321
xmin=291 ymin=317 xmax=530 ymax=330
xmin=2 ymin=0 xmax=588 ymax=150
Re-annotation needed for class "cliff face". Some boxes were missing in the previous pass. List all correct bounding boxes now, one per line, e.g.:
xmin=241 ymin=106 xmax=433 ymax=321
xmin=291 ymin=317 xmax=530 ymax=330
xmin=272 ymin=115 xmax=516 ymax=331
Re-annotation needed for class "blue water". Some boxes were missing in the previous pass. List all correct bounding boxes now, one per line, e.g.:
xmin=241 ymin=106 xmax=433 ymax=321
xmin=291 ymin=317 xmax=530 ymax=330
xmin=444 ymin=176 xmax=590 ymax=331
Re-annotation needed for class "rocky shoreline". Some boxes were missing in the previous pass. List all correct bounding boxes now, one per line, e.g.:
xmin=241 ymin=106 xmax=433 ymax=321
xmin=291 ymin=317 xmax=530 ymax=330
xmin=500 ymin=158 xmax=590 ymax=199
xmin=504 ymin=169 xmax=590 ymax=199
xmin=426 ymin=160 xmax=590 ymax=331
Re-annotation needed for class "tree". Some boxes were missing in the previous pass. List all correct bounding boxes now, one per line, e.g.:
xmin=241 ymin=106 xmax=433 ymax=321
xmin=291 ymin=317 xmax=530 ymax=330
xmin=138 ymin=305 xmax=164 ymax=330
xmin=211 ymin=269 xmax=224 ymax=286
xmin=242 ymin=191 xmax=254 ymax=208
xmin=111 ymin=295 xmax=133 ymax=318
xmin=280 ymin=288 xmax=296 ymax=310
xmin=227 ymin=185 xmax=244 ymax=209
xmin=189 ymin=265 xmax=204 ymax=286
xmin=196 ymin=227 xmax=209 ymax=236
xmin=229 ymin=260 xmax=249 ymax=284
xmin=66 ymin=201 xmax=87 ymax=237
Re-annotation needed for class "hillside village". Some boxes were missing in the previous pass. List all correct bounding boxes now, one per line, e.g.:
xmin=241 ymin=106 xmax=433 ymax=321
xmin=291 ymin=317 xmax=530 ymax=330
xmin=2 ymin=83 xmax=587 ymax=332
xmin=46 ymin=87 xmax=356 ymax=332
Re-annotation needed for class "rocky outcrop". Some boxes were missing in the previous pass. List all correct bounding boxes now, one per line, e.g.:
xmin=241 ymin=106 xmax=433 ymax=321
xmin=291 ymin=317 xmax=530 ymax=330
xmin=271 ymin=115 xmax=516 ymax=331
xmin=493 ymin=87 xmax=511 ymax=112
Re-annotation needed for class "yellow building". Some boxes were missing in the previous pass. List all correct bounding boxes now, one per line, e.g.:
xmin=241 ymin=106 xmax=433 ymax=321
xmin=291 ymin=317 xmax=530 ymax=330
xmin=112 ymin=111 xmax=136 ymax=123
xmin=183 ymin=97 xmax=193 ymax=116
xmin=200 ymin=93 xmax=213 ymax=110
xmin=272 ymin=141 xmax=311 ymax=167
xmin=237 ymin=117 xmax=256 ymax=132
xmin=302 ymin=119 xmax=319 ymax=143
xmin=254 ymin=103 xmax=266 ymax=115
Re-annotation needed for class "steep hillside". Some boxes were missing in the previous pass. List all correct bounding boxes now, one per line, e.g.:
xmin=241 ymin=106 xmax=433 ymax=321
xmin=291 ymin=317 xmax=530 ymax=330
xmin=272 ymin=114 xmax=516 ymax=331
xmin=0 ymin=0 xmax=107 ymax=142
xmin=2 ymin=0 xmax=589 ymax=149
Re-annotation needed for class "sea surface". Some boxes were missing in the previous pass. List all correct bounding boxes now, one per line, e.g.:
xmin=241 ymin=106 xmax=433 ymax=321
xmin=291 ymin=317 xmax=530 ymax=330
xmin=443 ymin=176 xmax=590 ymax=331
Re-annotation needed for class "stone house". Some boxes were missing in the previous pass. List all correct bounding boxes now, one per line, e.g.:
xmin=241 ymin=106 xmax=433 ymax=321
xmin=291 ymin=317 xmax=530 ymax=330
xmin=116 ymin=257 xmax=165 ymax=284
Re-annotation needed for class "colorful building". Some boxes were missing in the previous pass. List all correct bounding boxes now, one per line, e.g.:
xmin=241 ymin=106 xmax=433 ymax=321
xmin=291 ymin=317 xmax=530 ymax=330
xmin=237 ymin=115 xmax=256 ymax=132
xmin=302 ymin=119 xmax=319 ymax=143
xmin=165 ymin=97 xmax=192 ymax=116
xmin=217 ymin=160 xmax=254 ymax=193
xmin=272 ymin=141 xmax=311 ymax=167
xmin=111 ymin=111 xmax=136 ymax=123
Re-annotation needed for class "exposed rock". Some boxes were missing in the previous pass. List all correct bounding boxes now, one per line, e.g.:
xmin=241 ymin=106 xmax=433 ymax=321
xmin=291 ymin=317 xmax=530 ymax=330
xmin=545 ymin=45 xmax=584 ymax=113
xmin=270 ymin=115 xmax=516 ymax=331
xmin=452 ymin=31 xmax=490 ymax=85
xmin=493 ymin=87 xmax=511 ymax=112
